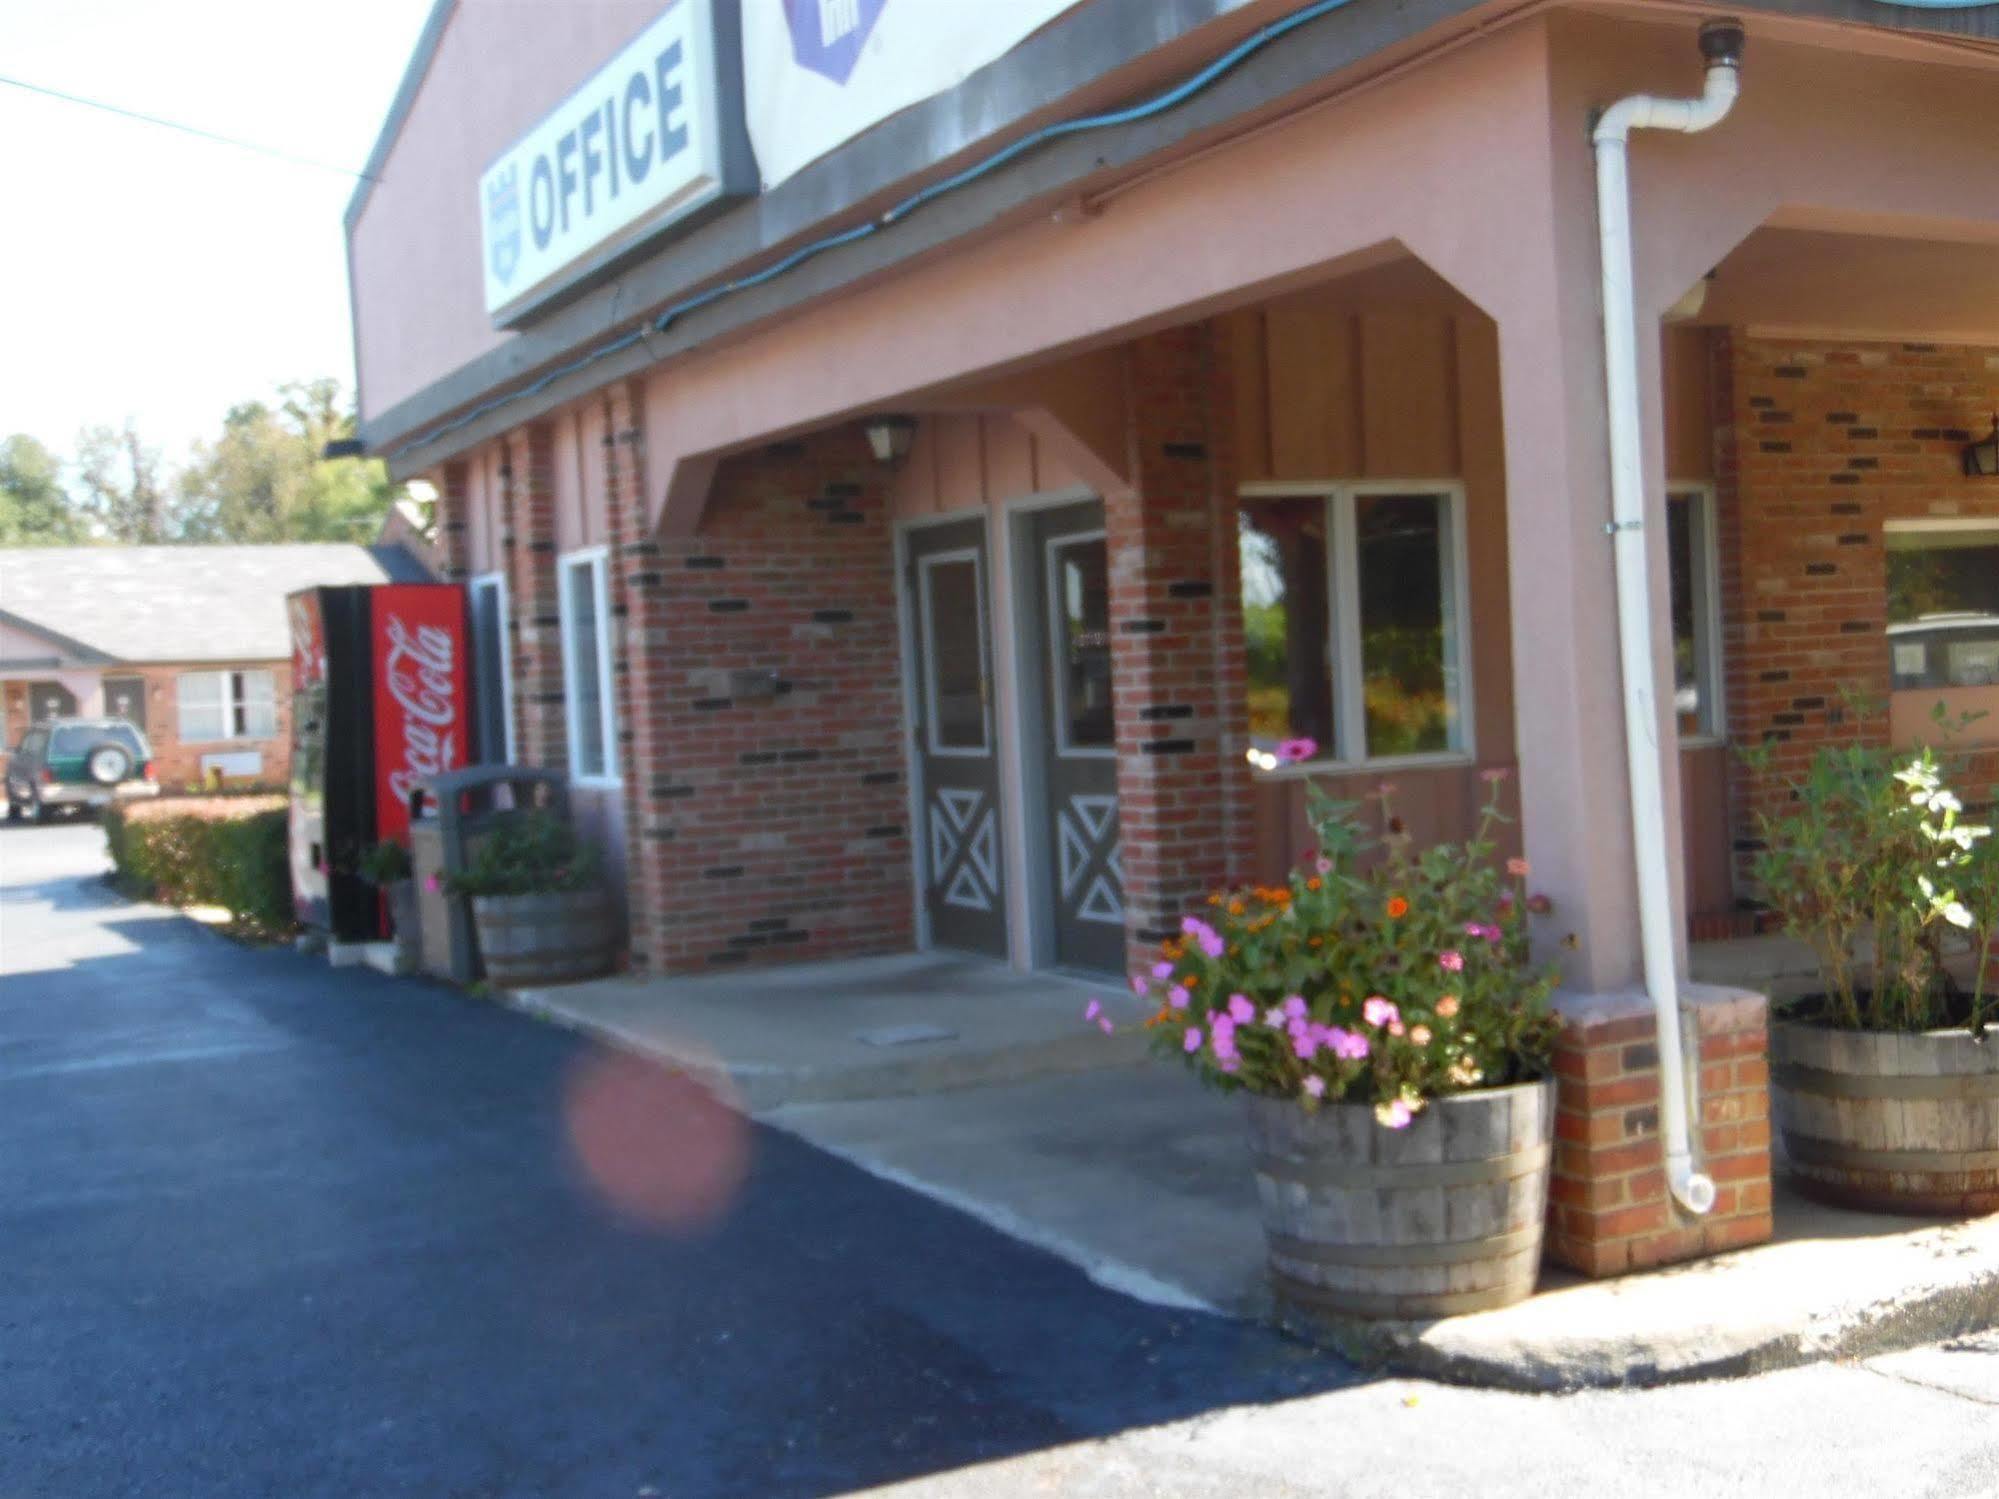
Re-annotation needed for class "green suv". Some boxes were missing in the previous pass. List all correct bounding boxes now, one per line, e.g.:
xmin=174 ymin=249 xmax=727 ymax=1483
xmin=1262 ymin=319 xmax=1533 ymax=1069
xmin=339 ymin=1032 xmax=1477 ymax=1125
xmin=5 ymin=718 xmax=160 ymax=822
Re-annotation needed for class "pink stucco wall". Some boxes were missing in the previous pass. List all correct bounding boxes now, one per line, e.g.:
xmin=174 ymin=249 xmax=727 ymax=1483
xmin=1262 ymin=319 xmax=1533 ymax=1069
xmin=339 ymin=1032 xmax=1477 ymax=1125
xmin=348 ymin=0 xmax=664 ymax=420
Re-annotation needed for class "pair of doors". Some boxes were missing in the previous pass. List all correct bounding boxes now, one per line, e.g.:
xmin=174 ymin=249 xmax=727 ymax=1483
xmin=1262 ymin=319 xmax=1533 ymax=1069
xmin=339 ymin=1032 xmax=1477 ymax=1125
xmin=906 ymin=500 xmax=1124 ymax=973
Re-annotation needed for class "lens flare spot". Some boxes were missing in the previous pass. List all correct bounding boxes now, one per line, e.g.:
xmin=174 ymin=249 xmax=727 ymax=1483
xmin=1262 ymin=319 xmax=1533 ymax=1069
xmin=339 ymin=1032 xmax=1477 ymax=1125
xmin=561 ymin=1047 xmax=750 ymax=1234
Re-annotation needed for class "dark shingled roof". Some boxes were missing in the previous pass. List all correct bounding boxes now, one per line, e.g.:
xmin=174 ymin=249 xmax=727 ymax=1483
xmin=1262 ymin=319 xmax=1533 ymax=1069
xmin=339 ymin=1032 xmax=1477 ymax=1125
xmin=0 ymin=544 xmax=430 ymax=665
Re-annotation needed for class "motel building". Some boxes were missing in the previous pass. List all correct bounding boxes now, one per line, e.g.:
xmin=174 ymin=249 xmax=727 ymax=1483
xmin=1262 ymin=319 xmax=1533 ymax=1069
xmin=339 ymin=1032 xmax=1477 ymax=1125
xmin=347 ymin=0 xmax=1999 ymax=1277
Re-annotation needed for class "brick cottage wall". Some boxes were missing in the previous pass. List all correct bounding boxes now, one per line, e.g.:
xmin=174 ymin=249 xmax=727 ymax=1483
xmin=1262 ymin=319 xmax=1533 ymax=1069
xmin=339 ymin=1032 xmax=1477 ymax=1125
xmin=1109 ymin=324 xmax=1260 ymax=970
xmin=503 ymin=426 xmax=569 ymax=771
xmin=3 ymin=664 xmax=294 ymax=791
xmin=619 ymin=426 xmax=914 ymax=973
xmin=1720 ymin=336 xmax=1999 ymax=885
xmin=1547 ymin=988 xmax=1773 ymax=1276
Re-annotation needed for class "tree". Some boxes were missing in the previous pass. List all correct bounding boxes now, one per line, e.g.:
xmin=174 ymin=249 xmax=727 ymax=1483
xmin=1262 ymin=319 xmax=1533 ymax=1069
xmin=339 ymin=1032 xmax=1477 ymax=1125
xmin=0 ymin=434 xmax=85 ymax=545
xmin=74 ymin=422 xmax=176 ymax=543
xmin=176 ymin=379 xmax=401 ymax=544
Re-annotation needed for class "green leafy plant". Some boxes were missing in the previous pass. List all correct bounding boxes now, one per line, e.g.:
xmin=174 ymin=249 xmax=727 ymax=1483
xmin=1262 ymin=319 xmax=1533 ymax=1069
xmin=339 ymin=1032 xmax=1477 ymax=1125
xmin=445 ymin=809 xmax=600 ymax=898
xmin=1109 ymin=760 xmax=1561 ymax=1126
xmin=104 ymin=796 xmax=294 ymax=939
xmin=355 ymin=839 xmax=412 ymax=886
xmin=1748 ymin=740 xmax=1992 ymax=1033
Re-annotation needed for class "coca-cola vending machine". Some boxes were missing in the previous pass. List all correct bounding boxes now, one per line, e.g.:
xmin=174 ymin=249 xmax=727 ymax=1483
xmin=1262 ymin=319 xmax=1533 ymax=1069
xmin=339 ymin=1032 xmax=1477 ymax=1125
xmin=287 ymin=583 xmax=473 ymax=941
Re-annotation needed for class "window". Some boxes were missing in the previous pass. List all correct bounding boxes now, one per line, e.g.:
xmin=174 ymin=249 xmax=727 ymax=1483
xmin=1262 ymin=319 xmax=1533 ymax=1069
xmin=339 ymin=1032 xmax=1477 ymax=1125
xmin=918 ymin=551 xmax=991 ymax=754
xmin=469 ymin=573 xmax=515 ymax=764
xmin=1239 ymin=485 xmax=1468 ymax=768
xmin=51 ymin=723 xmax=145 ymax=759
xmin=1668 ymin=487 xmax=1724 ymax=740
xmin=178 ymin=670 xmax=277 ymax=742
xmin=1048 ymin=533 xmax=1113 ymax=753
xmin=559 ymin=548 xmax=618 ymax=784
xmin=1887 ymin=524 xmax=1999 ymax=691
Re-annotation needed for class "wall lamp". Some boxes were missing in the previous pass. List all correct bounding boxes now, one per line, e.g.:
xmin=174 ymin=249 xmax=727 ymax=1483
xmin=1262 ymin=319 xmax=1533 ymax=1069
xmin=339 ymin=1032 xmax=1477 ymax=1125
xmin=321 ymin=438 xmax=367 ymax=460
xmin=864 ymin=415 xmax=918 ymax=468
xmin=1964 ymin=414 xmax=1999 ymax=479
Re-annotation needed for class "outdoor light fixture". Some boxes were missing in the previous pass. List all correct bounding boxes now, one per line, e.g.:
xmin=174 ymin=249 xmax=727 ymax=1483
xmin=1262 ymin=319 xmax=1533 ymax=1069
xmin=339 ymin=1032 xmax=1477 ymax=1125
xmin=321 ymin=438 xmax=366 ymax=460
xmin=1964 ymin=414 xmax=1999 ymax=479
xmin=864 ymin=415 xmax=918 ymax=467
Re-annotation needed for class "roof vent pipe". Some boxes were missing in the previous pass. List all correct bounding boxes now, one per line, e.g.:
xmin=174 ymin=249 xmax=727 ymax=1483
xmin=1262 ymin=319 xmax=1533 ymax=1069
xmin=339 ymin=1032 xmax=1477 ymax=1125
xmin=1589 ymin=19 xmax=1744 ymax=1218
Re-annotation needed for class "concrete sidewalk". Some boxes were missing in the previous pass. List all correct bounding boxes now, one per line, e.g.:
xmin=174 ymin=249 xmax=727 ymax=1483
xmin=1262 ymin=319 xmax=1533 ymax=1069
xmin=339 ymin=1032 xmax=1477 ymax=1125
xmin=505 ymin=954 xmax=1998 ymax=1391
xmin=506 ymin=951 xmax=1147 ymax=1111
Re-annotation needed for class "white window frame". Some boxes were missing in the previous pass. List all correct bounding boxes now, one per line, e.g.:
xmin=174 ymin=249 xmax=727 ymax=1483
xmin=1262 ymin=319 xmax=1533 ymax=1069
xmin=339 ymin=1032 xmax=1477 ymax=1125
xmin=558 ymin=546 xmax=619 ymax=788
xmin=1668 ymin=484 xmax=1726 ymax=747
xmin=916 ymin=546 xmax=993 ymax=759
xmin=468 ymin=571 xmax=517 ymax=764
xmin=1043 ymin=527 xmax=1115 ymax=760
xmin=177 ymin=668 xmax=277 ymax=744
xmin=1884 ymin=517 xmax=1999 ymax=695
xmin=1238 ymin=480 xmax=1475 ymax=775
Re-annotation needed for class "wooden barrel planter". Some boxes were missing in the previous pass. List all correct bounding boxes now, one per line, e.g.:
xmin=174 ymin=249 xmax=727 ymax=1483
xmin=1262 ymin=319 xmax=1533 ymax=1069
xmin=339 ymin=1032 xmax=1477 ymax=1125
xmin=469 ymin=887 xmax=616 ymax=987
xmin=1771 ymin=1020 xmax=1999 ymax=1216
xmin=1244 ymin=1078 xmax=1554 ymax=1321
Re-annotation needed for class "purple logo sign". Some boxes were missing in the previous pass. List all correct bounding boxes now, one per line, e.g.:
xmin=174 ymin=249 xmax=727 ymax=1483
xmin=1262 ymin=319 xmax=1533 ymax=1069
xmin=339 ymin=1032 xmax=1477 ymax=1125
xmin=783 ymin=0 xmax=887 ymax=85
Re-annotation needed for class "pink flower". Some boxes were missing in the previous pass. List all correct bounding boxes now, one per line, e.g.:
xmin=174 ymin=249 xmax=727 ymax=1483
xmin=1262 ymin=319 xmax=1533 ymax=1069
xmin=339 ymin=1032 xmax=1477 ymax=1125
xmin=1219 ymin=1057 xmax=1240 ymax=1074
xmin=1362 ymin=996 xmax=1400 ymax=1029
xmin=1130 ymin=974 xmax=1148 ymax=996
xmin=1084 ymin=1000 xmax=1102 ymax=1022
xmin=1151 ymin=961 xmax=1176 ymax=980
xmin=1410 ymin=1024 xmax=1433 ymax=1046
xmin=1327 ymin=1027 xmax=1370 ymax=1061
xmin=1436 ymin=994 xmax=1460 ymax=1019
xmin=1182 ymin=916 xmax=1224 ymax=957
xmin=424 ymin=874 xmax=441 ymax=893
xmin=1314 ymin=856 xmax=1333 ymax=876
xmin=1276 ymin=737 xmax=1318 ymax=764
xmin=1480 ymin=767 xmax=1512 ymax=784
xmin=1464 ymin=922 xmax=1486 ymax=938
xmin=1507 ymin=857 xmax=1531 ymax=878
xmin=1228 ymin=994 xmax=1255 ymax=1024
xmin=1198 ymin=930 xmax=1225 ymax=959
xmin=1438 ymin=950 xmax=1465 ymax=973
xmin=1097 ymin=1017 xmax=1114 ymax=1035
xmin=1293 ymin=1029 xmax=1319 ymax=1060
xmin=1497 ymin=891 xmax=1516 ymax=914
xmin=1167 ymin=985 xmax=1190 ymax=1011
xmin=1184 ymin=1027 xmax=1203 ymax=1054
xmin=1375 ymin=1097 xmax=1414 ymax=1129
xmin=1303 ymin=1076 xmax=1327 ymax=1099
xmin=1283 ymin=995 xmax=1308 ymax=1021
xmin=1265 ymin=1005 xmax=1288 ymax=1027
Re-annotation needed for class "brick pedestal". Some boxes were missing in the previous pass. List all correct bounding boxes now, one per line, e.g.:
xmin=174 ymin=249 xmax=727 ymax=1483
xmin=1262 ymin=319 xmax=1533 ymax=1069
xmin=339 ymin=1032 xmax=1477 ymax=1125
xmin=1547 ymin=986 xmax=1773 ymax=1277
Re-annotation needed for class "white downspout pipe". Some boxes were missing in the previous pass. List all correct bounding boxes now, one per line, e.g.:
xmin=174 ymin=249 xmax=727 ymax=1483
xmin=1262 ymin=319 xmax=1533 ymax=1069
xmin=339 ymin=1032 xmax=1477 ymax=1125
xmin=1590 ymin=19 xmax=1744 ymax=1217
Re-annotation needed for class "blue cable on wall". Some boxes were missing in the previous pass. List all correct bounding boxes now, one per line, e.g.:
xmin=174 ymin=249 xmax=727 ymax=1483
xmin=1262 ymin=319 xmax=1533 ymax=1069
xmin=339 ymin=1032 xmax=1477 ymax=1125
xmin=390 ymin=0 xmax=1362 ymax=460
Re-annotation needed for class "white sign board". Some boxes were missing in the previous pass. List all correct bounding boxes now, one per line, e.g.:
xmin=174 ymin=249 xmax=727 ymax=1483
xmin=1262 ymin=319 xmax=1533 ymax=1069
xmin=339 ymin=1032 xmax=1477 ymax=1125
xmin=480 ymin=0 xmax=749 ymax=319
xmin=743 ymin=0 xmax=1088 ymax=188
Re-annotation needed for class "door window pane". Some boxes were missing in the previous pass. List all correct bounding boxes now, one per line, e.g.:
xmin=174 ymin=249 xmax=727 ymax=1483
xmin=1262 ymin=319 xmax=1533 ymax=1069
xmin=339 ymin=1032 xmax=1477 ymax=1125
xmin=1888 ymin=527 xmax=1999 ymax=689
xmin=1355 ymin=493 xmax=1456 ymax=757
xmin=922 ymin=555 xmax=988 ymax=752
xmin=471 ymin=578 xmax=509 ymax=762
xmin=1239 ymin=497 xmax=1333 ymax=761
xmin=1050 ymin=537 xmax=1113 ymax=750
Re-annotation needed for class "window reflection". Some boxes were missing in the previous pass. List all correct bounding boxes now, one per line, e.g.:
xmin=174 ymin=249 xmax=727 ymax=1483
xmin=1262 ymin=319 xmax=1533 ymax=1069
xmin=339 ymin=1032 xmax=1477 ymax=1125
xmin=1239 ymin=497 xmax=1333 ymax=761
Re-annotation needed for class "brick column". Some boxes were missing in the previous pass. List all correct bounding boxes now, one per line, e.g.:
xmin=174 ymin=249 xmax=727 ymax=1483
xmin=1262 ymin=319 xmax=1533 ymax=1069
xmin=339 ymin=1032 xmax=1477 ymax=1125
xmin=503 ymin=424 xmax=565 ymax=771
xmin=1547 ymin=987 xmax=1773 ymax=1276
xmin=603 ymin=380 xmax=660 ymax=971
xmin=1107 ymin=323 xmax=1257 ymax=973
xmin=435 ymin=460 xmax=471 ymax=583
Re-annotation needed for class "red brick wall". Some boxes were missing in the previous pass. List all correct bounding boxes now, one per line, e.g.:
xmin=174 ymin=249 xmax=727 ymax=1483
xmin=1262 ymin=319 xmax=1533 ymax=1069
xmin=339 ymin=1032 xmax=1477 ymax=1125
xmin=1110 ymin=323 xmax=1259 ymax=970
xmin=1721 ymin=338 xmax=1999 ymax=885
xmin=1547 ymin=990 xmax=1772 ymax=1277
xmin=504 ymin=425 xmax=567 ymax=771
xmin=621 ymin=426 xmax=914 ymax=973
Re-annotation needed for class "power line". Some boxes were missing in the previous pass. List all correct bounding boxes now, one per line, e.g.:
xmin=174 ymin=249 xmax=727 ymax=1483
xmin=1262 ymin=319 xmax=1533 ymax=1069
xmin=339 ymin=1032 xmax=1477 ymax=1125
xmin=0 ymin=72 xmax=378 ymax=182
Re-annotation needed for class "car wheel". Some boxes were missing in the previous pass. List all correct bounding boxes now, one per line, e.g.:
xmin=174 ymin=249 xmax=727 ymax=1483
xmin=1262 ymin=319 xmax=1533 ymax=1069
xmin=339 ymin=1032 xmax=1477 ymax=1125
xmin=86 ymin=743 xmax=132 ymax=786
xmin=5 ymin=797 xmax=21 ymax=823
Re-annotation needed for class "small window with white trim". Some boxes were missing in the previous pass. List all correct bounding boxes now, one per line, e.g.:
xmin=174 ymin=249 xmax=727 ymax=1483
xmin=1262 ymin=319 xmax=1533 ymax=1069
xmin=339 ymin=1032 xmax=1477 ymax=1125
xmin=918 ymin=549 xmax=991 ymax=755
xmin=558 ymin=549 xmax=618 ymax=784
xmin=1667 ymin=486 xmax=1724 ymax=741
xmin=178 ymin=669 xmax=277 ymax=743
xmin=1239 ymin=484 xmax=1469 ymax=769
xmin=1887 ymin=522 xmax=1999 ymax=690
xmin=468 ymin=572 xmax=515 ymax=764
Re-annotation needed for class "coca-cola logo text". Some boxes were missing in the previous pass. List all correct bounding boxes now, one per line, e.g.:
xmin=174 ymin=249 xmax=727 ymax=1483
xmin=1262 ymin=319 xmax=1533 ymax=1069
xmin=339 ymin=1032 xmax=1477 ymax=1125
xmin=383 ymin=615 xmax=459 ymax=804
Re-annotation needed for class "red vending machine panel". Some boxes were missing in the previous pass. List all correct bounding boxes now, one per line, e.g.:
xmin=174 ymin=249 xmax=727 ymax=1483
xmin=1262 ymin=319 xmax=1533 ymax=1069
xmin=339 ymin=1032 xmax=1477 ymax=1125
xmin=370 ymin=584 xmax=473 ymax=848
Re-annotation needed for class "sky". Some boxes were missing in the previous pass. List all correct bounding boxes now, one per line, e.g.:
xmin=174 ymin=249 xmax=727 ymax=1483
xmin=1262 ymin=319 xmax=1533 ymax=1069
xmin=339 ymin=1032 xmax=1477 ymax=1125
xmin=0 ymin=0 xmax=437 ymax=471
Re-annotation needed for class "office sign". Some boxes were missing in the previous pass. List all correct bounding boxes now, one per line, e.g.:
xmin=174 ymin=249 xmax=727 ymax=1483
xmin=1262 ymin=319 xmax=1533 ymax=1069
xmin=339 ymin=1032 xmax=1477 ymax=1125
xmin=480 ymin=0 xmax=752 ymax=320
xmin=744 ymin=0 xmax=1088 ymax=188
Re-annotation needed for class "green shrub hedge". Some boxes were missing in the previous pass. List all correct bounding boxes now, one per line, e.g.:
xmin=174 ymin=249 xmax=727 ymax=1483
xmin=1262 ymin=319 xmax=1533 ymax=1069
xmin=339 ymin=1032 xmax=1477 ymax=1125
xmin=104 ymin=797 xmax=294 ymax=937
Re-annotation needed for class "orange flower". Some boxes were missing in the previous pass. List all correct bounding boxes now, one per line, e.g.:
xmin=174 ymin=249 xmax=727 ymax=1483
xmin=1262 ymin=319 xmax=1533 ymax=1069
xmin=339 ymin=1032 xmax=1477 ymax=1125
xmin=1386 ymin=896 xmax=1410 ymax=920
xmin=1228 ymin=900 xmax=1246 ymax=917
xmin=1306 ymin=877 xmax=1322 ymax=892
